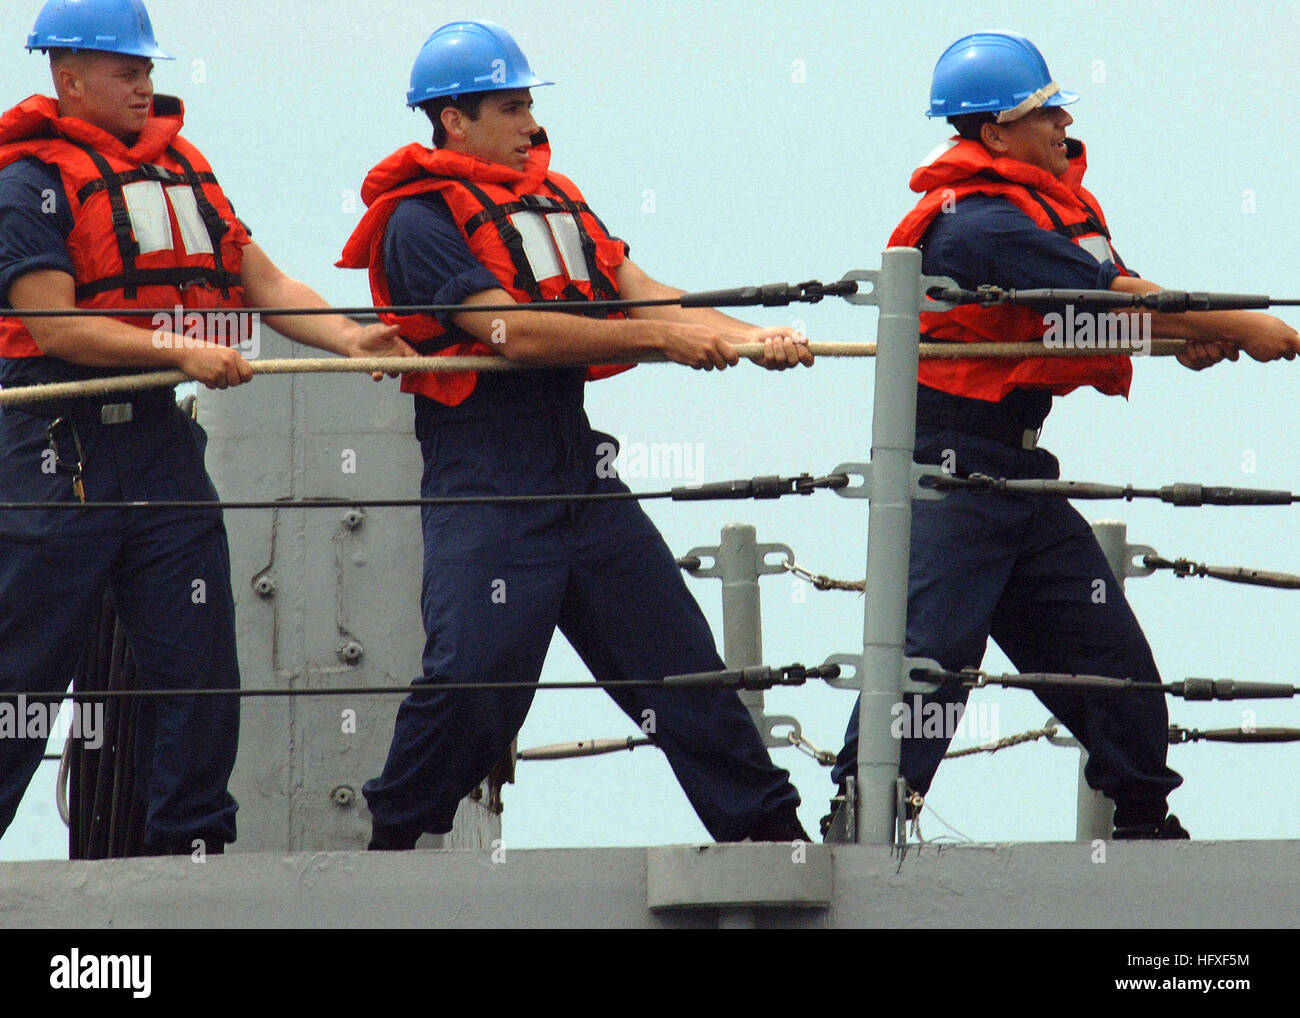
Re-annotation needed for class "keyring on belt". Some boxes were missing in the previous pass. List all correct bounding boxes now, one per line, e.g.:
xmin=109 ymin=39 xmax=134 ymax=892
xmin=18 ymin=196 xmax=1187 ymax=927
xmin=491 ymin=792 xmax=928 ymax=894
xmin=45 ymin=415 xmax=87 ymax=504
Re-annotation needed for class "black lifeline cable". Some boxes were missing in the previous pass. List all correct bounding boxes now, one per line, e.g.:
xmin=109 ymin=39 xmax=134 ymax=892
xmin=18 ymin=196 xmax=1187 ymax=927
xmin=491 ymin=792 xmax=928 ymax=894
xmin=3 ymin=683 xmax=665 ymax=702
xmin=0 ymin=472 xmax=850 ymax=513
xmin=1 ymin=663 xmax=844 ymax=704
xmin=15 ymin=664 xmax=1293 ymax=705
xmin=927 ymin=284 xmax=1300 ymax=311
xmin=0 ymin=279 xmax=861 ymax=319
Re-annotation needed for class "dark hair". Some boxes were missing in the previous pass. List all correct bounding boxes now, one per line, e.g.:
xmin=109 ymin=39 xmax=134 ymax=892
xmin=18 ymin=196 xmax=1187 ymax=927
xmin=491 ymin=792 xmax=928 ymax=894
xmin=47 ymin=47 xmax=88 ymax=68
xmin=420 ymin=92 xmax=489 ymax=148
xmin=946 ymin=112 xmax=997 ymax=141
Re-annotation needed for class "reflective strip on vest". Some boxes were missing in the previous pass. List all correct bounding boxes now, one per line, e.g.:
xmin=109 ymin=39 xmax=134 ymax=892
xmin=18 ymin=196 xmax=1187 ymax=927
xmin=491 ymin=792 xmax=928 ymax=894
xmin=544 ymin=212 xmax=590 ymax=283
xmin=121 ymin=180 xmax=173 ymax=255
xmin=118 ymin=178 xmax=215 ymax=257
xmin=1076 ymin=233 xmax=1113 ymax=265
xmin=165 ymin=184 xmax=215 ymax=255
xmin=507 ymin=210 xmax=591 ymax=284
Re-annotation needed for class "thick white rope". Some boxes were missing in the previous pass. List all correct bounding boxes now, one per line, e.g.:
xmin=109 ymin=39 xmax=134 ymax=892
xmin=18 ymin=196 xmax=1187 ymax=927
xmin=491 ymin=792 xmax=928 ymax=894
xmin=0 ymin=340 xmax=1188 ymax=408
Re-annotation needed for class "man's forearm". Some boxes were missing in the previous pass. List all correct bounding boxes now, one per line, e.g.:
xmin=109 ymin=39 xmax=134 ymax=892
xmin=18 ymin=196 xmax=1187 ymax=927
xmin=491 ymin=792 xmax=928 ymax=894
xmin=27 ymin=315 xmax=188 ymax=368
xmin=245 ymin=274 xmax=357 ymax=356
xmin=452 ymin=277 xmax=798 ymax=372
xmin=239 ymin=241 xmax=361 ymax=356
xmin=1110 ymin=275 xmax=1261 ymax=343
xmin=470 ymin=306 xmax=664 ymax=365
xmin=631 ymin=299 xmax=762 ymax=333
xmin=618 ymin=262 xmax=761 ymax=334
xmin=10 ymin=269 xmax=187 ymax=368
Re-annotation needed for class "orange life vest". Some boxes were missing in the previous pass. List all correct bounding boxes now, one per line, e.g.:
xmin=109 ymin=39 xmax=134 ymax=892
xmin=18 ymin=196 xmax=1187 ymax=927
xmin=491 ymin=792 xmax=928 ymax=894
xmin=0 ymin=94 xmax=248 ymax=359
xmin=338 ymin=134 xmax=631 ymax=406
xmin=889 ymin=137 xmax=1132 ymax=402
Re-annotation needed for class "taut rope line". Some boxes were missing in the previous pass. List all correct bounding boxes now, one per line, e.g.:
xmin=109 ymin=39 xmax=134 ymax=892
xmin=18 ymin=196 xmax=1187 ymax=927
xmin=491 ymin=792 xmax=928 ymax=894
xmin=0 ymin=341 xmax=1190 ymax=407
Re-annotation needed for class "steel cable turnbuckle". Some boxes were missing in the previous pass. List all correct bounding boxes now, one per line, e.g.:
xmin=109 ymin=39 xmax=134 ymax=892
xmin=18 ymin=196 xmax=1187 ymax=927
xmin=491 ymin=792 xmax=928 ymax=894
xmin=914 ymin=666 xmax=1299 ymax=700
xmin=1143 ymin=553 xmax=1300 ymax=590
xmin=662 ymin=662 xmax=842 ymax=690
xmin=670 ymin=472 xmax=849 ymax=502
xmin=929 ymin=472 xmax=1298 ymax=506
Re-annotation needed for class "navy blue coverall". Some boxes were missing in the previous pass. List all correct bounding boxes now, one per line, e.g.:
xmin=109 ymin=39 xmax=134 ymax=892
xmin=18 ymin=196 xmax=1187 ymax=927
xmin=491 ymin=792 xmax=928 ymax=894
xmin=0 ymin=159 xmax=239 ymax=852
xmin=362 ymin=194 xmax=801 ymax=841
xmin=833 ymin=195 xmax=1182 ymax=828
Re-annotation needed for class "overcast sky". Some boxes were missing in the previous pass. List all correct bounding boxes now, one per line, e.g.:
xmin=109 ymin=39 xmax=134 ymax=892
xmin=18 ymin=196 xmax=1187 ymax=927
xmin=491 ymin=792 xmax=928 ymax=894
xmin=3 ymin=0 xmax=1298 ymax=859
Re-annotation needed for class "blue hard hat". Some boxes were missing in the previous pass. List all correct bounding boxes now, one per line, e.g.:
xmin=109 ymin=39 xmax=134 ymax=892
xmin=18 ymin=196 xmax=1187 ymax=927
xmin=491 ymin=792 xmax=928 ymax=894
xmin=927 ymin=31 xmax=1076 ymax=121
xmin=26 ymin=0 xmax=173 ymax=60
xmin=407 ymin=20 xmax=552 ymax=107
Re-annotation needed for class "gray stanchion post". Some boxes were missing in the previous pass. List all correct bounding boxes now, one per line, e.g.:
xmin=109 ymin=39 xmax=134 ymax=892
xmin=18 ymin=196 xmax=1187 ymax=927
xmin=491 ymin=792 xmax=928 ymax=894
xmin=683 ymin=525 xmax=798 ymax=748
xmin=718 ymin=524 xmax=768 ymax=722
xmin=1079 ymin=519 xmax=1134 ymax=841
xmin=856 ymin=248 xmax=924 ymax=845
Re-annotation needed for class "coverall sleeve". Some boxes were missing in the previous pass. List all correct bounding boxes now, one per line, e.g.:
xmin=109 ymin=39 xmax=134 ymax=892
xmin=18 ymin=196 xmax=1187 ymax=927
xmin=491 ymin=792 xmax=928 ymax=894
xmin=923 ymin=194 xmax=1123 ymax=292
xmin=0 ymin=158 xmax=75 ymax=307
xmin=382 ymin=194 xmax=500 ymax=329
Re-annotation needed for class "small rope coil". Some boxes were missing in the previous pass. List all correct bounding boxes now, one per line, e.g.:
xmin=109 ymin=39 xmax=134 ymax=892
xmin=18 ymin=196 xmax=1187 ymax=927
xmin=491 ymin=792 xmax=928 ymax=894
xmin=944 ymin=724 xmax=1062 ymax=759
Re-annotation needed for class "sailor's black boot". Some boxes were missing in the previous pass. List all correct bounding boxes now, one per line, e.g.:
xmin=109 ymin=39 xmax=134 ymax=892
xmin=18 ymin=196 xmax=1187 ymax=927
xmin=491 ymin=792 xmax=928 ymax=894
xmin=743 ymin=804 xmax=811 ymax=842
xmin=1113 ymin=814 xmax=1191 ymax=840
xmin=368 ymin=822 xmax=420 ymax=851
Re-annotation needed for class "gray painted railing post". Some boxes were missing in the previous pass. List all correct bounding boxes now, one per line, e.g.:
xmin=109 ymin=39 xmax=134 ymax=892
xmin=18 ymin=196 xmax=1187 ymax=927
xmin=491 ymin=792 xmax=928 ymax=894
xmin=1077 ymin=519 xmax=1134 ymax=841
xmin=685 ymin=525 xmax=799 ymax=748
xmin=718 ymin=523 xmax=766 ymax=683
xmin=856 ymin=248 xmax=923 ymax=844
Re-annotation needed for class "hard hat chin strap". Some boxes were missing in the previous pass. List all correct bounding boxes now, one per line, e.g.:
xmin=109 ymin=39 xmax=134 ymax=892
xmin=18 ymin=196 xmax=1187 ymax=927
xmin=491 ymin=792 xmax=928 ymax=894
xmin=995 ymin=81 xmax=1060 ymax=123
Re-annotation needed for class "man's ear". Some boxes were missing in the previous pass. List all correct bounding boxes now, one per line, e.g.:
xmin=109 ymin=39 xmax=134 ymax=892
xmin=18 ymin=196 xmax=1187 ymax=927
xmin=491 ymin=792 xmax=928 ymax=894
xmin=979 ymin=120 xmax=1009 ymax=154
xmin=54 ymin=65 xmax=84 ymax=101
xmin=441 ymin=106 xmax=466 ymax=142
